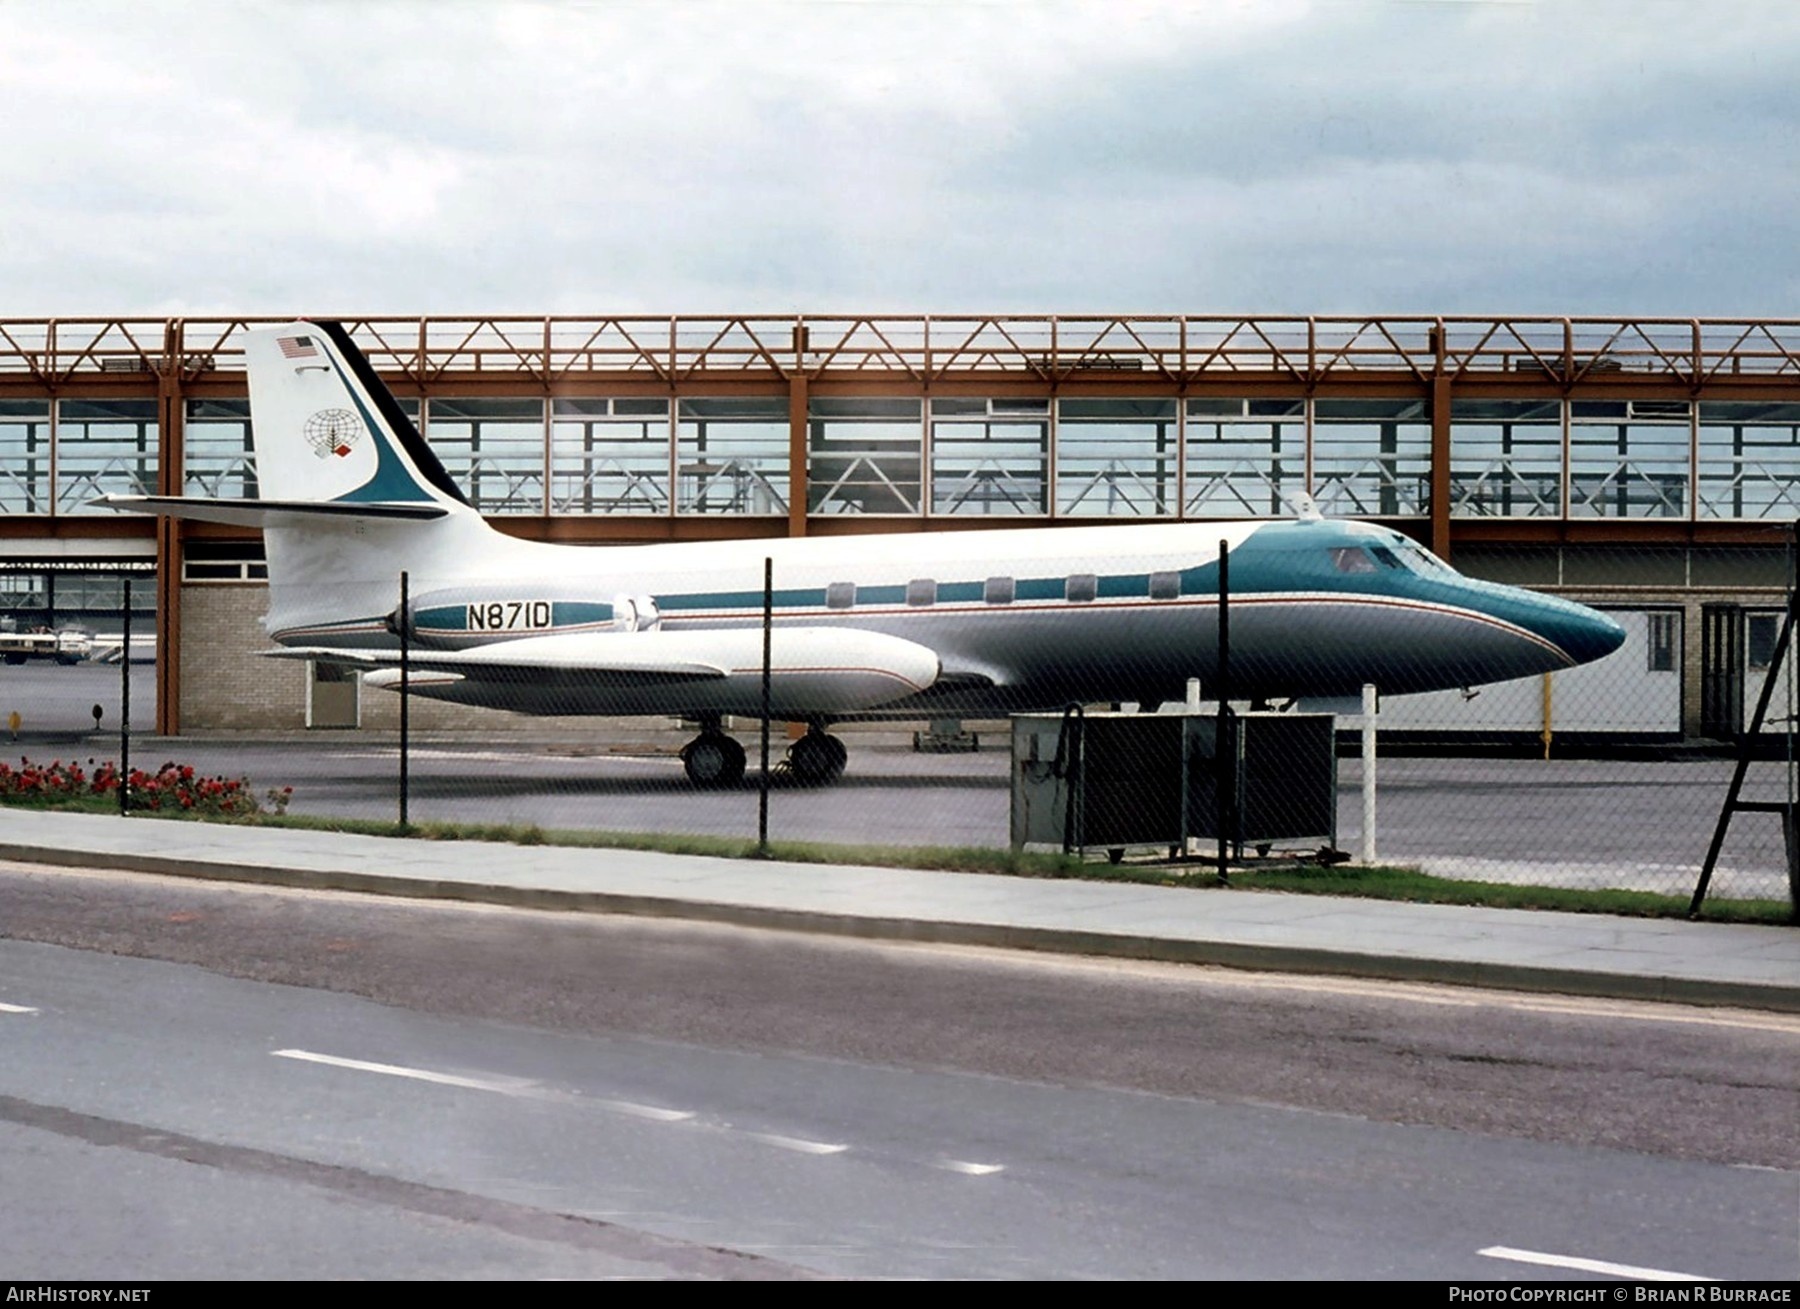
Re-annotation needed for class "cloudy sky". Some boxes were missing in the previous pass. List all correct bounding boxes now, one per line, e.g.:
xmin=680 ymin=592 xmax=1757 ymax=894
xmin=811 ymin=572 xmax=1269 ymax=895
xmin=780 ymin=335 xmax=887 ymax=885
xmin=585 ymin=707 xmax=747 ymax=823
xmin=2 ymin=0 xmax=1795 ymax=317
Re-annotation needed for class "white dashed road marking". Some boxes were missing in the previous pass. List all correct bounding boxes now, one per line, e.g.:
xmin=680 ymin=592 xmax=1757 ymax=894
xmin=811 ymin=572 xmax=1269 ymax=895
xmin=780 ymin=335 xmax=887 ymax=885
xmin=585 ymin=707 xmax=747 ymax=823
xmin=1479 ymin=1245 xmax=1709 ymax=1281
xmin=272 ymin=1048 xmax=543 ymax=1095
xmin=745 ymin=1132 xmax=850 ymax=1156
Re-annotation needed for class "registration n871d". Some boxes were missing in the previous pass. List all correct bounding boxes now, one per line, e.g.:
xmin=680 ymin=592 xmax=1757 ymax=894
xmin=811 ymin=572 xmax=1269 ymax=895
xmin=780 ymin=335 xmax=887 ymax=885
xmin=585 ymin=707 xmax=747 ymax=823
xmin=466 ymin=600 xmax=553 ymax=632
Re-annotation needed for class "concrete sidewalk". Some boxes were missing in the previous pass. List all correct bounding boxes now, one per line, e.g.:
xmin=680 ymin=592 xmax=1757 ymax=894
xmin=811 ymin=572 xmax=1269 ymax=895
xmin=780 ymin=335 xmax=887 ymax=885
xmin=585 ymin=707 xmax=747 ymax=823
xmin=0 ymin=809 xmax=1794 ymax=1012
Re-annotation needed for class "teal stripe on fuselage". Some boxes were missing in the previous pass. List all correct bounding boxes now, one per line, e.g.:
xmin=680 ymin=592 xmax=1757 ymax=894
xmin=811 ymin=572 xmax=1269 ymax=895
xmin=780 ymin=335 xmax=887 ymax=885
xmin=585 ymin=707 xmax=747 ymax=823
xmin=405 ymin=520 xmax=1571 ymax=643
xmin=553 ymin=601 xmax=613 ymax=627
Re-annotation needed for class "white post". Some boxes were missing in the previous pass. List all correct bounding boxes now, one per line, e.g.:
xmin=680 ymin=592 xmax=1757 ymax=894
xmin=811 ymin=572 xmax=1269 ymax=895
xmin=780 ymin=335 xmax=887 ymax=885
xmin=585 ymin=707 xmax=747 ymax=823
xmin=1361 ymin=682 xmax=1378 ymax=865
xmin=1186 ymin=677 xmax=1201 ymax=712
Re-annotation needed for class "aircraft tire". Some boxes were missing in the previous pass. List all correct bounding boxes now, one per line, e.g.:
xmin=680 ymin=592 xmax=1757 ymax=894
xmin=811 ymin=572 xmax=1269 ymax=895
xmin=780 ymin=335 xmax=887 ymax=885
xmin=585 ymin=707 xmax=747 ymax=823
xmin=787 ymin=731 xmax=847 ymax=786
xmin=682 ymin=732 xmax=746 ymax=787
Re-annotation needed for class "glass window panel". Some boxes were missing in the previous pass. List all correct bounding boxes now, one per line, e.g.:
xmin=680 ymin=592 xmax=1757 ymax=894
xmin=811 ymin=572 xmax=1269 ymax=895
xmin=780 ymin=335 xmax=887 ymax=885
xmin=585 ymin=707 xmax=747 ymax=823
xmin=931 ymin=397 xmax=989 ymax=416
xmin=0 ymin=400 xmax=51 ymax=513
xmin=930 ymin=399 xmax=1048 ymax=515
xmin=1184 ymin=398 xmax=1303 ymax=517
xmin=1569 ymin=401 xmax=1689 ymax=519
xmin=1312 ymin=397 xmax=1430 ymax=517
xmin=0 ymin=571 xmax=48 ymax=616
xmin=1747 ymin=613 xmax=1780 ymax=669
xmin=426 ymin=397 xmax=546 ymax=515
xmin=550 ymin=397 xmax=671 ymax=514
xmin=1647 ymin=611 xmax=1678 ymax=673
xmin=1055 ymin=398 xmax=1176 ymax=517
xmin=1449 ymin=398 xmax=1563 ymax=518
xmin=184 ymin=398 xmax=257 ymax=500
xmin=56 ymin=399 xmax=158 ymax=515
xmin=1697 ymin=401 xmax=1800 ymax=521
xmin=808 ymin=397 xmax=922 ymax=515
xmin=677 ymin=397 xmax=789 ymax=515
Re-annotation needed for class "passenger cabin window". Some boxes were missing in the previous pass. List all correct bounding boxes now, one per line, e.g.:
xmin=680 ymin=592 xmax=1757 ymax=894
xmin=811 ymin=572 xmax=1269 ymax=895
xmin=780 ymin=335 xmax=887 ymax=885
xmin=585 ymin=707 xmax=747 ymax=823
xmin=1066 ymin=573 xmax=1098 ymax=603
xmin=1330 ymin=547 xmax=1377 ymax=574
xmin=1149 ymin=571 xmax=1180 ymax=600
xmin=984 ymin=576 xmax=1015 ymax=605
xmin=826 ymin=581 xmax=855 ymax=610
xmin=906 ymin=578 xmax=937 ymax=607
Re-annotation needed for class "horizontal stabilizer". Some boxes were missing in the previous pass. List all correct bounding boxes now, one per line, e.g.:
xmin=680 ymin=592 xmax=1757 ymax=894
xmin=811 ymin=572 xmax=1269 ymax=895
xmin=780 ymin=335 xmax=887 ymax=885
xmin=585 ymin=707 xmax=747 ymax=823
xmin=96 ymin=494 xmax=448 ymax=526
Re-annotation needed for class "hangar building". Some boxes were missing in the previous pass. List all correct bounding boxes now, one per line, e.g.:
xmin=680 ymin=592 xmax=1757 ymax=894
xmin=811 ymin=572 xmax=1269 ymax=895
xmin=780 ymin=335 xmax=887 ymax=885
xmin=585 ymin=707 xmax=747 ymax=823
xmin=1 ymin=313 xmax=1796 ymax=741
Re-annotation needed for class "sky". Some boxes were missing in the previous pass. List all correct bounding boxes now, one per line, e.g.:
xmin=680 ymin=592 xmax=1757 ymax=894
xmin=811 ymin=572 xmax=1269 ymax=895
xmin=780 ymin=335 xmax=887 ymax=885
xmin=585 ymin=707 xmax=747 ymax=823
xmin=1 ymin=0 xmax=1796 ymax=317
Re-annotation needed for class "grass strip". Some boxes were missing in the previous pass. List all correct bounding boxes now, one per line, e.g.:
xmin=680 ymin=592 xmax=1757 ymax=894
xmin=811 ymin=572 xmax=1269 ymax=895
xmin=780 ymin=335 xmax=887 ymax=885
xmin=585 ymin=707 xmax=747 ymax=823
xmin=4 ymin=793 xmax=1791 ymax=925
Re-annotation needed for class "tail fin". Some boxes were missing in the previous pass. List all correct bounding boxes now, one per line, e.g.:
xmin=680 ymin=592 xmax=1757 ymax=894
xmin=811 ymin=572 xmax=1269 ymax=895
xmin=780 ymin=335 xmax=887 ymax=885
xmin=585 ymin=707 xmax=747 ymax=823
xmin=245 ymin=321 xmax=472 ymax=511
xmin=102 ymin=320 xmax=511 ymax=647
xmin=244 ymin=322 xmax=505 ymax=645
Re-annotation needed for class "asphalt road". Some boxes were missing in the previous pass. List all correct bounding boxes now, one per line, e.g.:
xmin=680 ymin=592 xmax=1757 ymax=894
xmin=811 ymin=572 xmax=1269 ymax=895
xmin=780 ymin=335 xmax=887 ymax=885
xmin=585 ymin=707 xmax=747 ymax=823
xmin=1 ymin=862 xmax=1795 ymax=1279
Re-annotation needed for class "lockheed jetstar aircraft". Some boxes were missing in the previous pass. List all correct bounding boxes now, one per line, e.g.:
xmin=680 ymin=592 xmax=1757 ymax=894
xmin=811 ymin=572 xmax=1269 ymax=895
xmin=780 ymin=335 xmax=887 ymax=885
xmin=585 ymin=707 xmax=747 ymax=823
xmin=104 ymin=321 xmax=1626 ymax=786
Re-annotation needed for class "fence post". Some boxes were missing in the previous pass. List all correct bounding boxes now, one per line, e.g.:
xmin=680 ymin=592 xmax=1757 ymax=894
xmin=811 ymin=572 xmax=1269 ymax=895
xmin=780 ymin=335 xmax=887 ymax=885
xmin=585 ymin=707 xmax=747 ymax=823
xmin=1217 ymin=540 xmax=1231 ymax=881
xmin=399 ymin=570 xmax=410 ymax=830
xmin=758 ymin=556 xmax=772 ymax=857
xmin=1361 ymin=683 xmax=1378 ymax=865
xmin=119 ymin=575 xmax=130 ymax=817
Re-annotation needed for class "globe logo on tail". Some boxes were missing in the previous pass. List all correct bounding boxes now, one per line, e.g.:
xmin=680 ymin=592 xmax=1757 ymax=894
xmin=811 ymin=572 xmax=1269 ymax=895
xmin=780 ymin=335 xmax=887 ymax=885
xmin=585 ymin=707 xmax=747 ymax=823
xmin=304 ymin=408 xmax=363 ymax=459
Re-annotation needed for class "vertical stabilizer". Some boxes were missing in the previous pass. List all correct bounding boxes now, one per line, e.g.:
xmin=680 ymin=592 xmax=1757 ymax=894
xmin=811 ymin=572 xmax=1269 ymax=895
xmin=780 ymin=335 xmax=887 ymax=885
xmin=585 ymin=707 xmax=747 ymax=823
xmin=245 ymin=322 xmax=471 ymax=510
xmin=245 ymin=322 xmax=501 ymax=646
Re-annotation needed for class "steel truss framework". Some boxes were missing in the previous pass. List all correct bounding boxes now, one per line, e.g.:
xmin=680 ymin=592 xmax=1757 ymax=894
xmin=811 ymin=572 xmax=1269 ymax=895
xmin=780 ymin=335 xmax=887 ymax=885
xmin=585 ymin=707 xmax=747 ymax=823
xmin=3 ymin=315 xmax=1799 ymax=385
xmin=2 ymin=314 xmax=1798 ymax=540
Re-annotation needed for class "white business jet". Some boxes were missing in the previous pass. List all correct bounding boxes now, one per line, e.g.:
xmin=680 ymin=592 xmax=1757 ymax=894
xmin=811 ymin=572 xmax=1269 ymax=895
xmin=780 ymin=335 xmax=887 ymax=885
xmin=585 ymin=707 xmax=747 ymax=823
xmin=103 ymin=322 xmax=1626 ymax=785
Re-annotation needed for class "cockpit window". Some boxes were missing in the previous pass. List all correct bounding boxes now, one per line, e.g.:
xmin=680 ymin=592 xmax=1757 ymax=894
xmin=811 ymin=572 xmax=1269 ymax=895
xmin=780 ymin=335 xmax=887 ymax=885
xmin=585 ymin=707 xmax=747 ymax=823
xmin=1400 ymin=544 xmax=1453 ymax=574
xmin=1330 ymin=547 xmax=1378 ymax=574
xmin=1367 ymin=545 xmax=1403 ymax=569
xmin=1385 ymin=542 xmax=1453 ymax=575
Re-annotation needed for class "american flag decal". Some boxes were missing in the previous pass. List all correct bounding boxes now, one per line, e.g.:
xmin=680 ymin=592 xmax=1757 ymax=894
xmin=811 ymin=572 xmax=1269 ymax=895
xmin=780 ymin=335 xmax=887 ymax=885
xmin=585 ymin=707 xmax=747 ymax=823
xmin=278 ymin=335 xmax=319 ymax=360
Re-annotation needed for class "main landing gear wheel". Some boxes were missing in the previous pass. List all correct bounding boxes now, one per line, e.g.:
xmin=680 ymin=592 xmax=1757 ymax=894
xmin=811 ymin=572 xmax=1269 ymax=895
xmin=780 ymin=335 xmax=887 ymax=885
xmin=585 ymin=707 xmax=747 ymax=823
xmin=681 ymin=731 xmax=746 ymax=787
xmin=785 ymin=730 xmax=848 ymax=786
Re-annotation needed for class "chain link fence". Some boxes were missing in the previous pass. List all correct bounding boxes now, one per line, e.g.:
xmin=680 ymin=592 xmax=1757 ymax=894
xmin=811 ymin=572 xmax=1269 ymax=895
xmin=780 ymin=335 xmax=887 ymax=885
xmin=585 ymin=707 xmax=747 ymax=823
xmin=2 ymin=542 xmax=1797 ymax=910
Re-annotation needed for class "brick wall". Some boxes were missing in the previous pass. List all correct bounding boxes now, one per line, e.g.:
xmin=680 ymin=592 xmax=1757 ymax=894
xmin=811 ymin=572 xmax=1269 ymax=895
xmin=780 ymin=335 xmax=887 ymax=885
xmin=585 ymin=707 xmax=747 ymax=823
xmin=180 ymin=585 xmax=306 ymax=729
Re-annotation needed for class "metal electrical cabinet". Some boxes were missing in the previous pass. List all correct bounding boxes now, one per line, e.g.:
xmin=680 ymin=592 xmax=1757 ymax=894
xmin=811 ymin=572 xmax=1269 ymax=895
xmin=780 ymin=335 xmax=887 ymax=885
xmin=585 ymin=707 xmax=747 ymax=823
xmin=1010 ymin=709 xmax=1337 ymax=858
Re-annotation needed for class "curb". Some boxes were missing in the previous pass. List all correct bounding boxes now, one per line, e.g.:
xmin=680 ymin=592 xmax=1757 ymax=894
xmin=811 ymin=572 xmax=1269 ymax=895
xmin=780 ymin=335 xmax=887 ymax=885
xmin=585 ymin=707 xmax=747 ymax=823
xmin=4 ymin=838 xmax=1796 ymax=1014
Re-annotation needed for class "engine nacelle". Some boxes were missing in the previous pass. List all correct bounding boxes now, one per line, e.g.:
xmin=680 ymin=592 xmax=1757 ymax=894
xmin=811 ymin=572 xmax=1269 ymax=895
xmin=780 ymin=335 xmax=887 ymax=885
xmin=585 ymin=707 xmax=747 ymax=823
xmin=362 ymin=625 xmax=942 ymax=718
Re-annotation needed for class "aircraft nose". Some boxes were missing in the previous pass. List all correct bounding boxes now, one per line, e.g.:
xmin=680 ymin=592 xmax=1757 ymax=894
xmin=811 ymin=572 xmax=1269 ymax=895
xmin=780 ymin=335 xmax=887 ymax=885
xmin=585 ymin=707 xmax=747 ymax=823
xmin=1526 ymin=596 xmax=1627 ymax=667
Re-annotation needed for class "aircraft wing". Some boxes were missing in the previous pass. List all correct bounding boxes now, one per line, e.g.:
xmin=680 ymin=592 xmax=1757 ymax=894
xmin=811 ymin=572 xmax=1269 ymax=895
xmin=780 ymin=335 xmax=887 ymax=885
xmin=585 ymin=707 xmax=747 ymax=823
xmin=271 ymin=635 xmax=725 ymax=679
xmin=268 ymin=626 xmax=942 ymax=716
